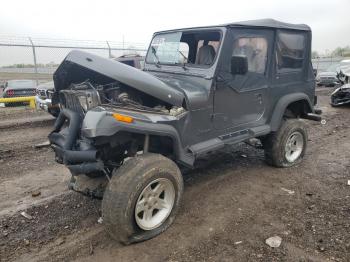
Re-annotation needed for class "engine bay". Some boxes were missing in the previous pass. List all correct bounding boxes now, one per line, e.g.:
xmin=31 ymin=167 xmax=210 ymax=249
xmin=59 ymin=80 xmax=186 ymax=116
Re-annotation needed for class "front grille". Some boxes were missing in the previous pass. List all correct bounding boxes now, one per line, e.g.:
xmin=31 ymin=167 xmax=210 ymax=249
xmin=60 ymin=90 xmax=85 ymax=117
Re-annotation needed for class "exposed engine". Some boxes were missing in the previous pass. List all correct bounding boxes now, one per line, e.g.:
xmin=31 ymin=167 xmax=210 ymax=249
xmin=59 ymin=80 xmax=186 ymax=116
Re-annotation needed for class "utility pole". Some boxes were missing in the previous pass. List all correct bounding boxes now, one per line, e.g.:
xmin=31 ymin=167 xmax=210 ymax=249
xmin=106 ymin=41 xmax=112 ymax=58
xmin=29 ymin=37 xmax=38 ymax=85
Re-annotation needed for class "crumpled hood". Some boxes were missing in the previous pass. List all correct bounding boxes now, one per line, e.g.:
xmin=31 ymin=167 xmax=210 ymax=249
xmin=149 ymin=72 xmax=211 ymax=110
xmin=332 ymin=83 xmax=350 ymax=95
xmin=53 ymin=50 xmax=185 ymax=106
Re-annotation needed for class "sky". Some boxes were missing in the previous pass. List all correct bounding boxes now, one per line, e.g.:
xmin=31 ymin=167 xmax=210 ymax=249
xmin=0 ymin=0 xmax=349 ymax=54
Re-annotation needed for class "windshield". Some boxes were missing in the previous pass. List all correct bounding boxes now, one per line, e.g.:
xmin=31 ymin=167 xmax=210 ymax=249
xmin=146 ymin=31 xmax=221 ymax=67
xmin=147 ymin=32 xmax=182 ymax=65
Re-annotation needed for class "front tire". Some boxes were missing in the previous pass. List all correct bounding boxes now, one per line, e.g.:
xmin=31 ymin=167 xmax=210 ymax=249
xmin=102 ymin=153 xmax=183 ymax=244
xmin=262 ymin=119 xmax=308 ymax=167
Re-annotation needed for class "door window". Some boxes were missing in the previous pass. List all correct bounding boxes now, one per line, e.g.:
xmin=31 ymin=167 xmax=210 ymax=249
xmin=232 ymin=37 xmax=268 ymax=74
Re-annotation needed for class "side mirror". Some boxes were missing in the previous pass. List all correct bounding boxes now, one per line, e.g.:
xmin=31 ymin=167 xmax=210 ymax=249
xmin=231 ymin=55 xmax=248 ymax=75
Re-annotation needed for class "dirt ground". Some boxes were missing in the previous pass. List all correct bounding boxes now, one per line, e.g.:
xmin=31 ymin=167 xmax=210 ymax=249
xmin=0 ymin=88 xmax=349 ymax=262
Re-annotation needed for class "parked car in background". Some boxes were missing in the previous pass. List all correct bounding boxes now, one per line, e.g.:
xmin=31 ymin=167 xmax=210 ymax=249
xmin=1 ymin=80 xmax=36 ymax=106
xmin=331 ymin=63 xmax=350 ymax=106
xmin=316 ymin=63 xmax=341 ymax=87
xmin=113 ymin=54 xmax=144 ymax=69
xmin=331 ymin=83 xmax=350 ymax=107
xmin=36 ymin=55 xmax=144 ymax=117
xmin=35 ymin=81 xmax=60 ymax=117
xmin=1 ymin=80 xmax=37 ymax=98
xmin=338 ymin=59 xmax=350 ymax=84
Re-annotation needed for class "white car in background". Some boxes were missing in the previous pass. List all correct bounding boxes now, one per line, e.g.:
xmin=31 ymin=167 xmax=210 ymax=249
xmin=35 ymin=81 xmax=60 ymax=117
xmin=316 ymin=59 xmax=350 ymax=87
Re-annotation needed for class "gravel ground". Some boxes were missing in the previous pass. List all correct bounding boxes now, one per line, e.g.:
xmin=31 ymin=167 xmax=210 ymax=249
xmin=0 ymin=88 xmax=349 ymax=262
xmin=0 ymin=107 xmax=47 ymax=122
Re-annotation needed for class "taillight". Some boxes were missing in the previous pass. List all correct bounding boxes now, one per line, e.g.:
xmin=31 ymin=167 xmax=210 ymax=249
xmin=7 ymin=90 xmax=14 ymax=96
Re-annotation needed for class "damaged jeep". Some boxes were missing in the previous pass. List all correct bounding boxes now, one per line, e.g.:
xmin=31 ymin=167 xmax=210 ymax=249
xmin=49 ymin=19 xmax=321 ymax=244
xmin=331 ymin=65 xmax=350 ymax=107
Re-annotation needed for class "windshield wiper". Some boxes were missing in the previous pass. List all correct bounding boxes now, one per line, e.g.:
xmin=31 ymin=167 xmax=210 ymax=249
xmin=151 ymin=47 xmax=161 ymax=68
xmin=178 ymin=50 xmax=189 ymax=71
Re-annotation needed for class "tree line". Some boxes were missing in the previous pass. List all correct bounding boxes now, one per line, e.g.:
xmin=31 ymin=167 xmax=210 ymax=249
xmin=2 ymin=63 xmax=60 ymax=68
xmin=312 ymin=46 xmax=350 ymax=58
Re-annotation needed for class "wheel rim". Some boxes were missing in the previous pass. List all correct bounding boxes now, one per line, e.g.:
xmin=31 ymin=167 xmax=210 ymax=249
xmin=135 ymin=178 xmax=175 ymax=231
xmin=285 ymin=131 xmax=304 ymax=163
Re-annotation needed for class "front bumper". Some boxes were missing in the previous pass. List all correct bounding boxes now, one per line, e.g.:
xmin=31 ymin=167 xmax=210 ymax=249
xmin=48 ymin=108 xmax=104 ymax=175
xmin=49 ymin=107 xmax=191 ymax=171
xmin=49 ymin=107 xmax=180 ymax=174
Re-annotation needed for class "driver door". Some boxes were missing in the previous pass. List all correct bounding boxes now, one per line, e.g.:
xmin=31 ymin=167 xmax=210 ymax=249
xmin=213 ymin=28 xmax=273 ymax=131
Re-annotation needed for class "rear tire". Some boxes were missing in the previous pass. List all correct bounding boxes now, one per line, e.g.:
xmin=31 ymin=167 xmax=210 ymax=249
xmin=102 ymin=153 xmax=183 ymax=244
xmin=262 ymin=119 xmax=308 ymax=167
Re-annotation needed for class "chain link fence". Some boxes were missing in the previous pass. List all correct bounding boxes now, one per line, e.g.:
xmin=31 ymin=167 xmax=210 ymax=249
xmin=0 ymin=36 xmax=148 ymax=83
xmin=312 ymin=57 xmax=344 ymax=73
xmin=1 ymin=35 xmax=348 ymax=84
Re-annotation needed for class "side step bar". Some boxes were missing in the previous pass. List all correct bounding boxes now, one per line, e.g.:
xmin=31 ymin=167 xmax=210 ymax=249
xmin=189 ymin=125 xmax=271 ymax=157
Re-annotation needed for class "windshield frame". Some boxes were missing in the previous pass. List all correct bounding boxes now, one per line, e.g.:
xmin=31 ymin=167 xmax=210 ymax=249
xmin=144 ymin=28 xmax=224 ymax=71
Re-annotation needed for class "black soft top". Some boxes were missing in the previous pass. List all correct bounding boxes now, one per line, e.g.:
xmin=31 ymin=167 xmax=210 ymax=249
xmin=155 ymin=19 xmax=311 ymax=34
xmin=225 ymin=19 xmax=310 ymax=31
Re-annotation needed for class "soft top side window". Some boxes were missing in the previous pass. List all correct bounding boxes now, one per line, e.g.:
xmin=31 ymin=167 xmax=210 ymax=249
xmin=232 ymin=37 xmax=268 ymax=74
xmin=276 ymin=32 xmax=305 ymax=71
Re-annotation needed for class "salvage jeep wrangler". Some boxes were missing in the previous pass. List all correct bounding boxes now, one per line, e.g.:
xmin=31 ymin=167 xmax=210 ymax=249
xmin=49 ymin=19 xmax=321 ymax=244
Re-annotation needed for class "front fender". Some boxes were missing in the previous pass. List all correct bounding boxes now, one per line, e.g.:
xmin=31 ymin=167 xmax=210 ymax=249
xmin=81 ymin=109 xmax=194 ymax=167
